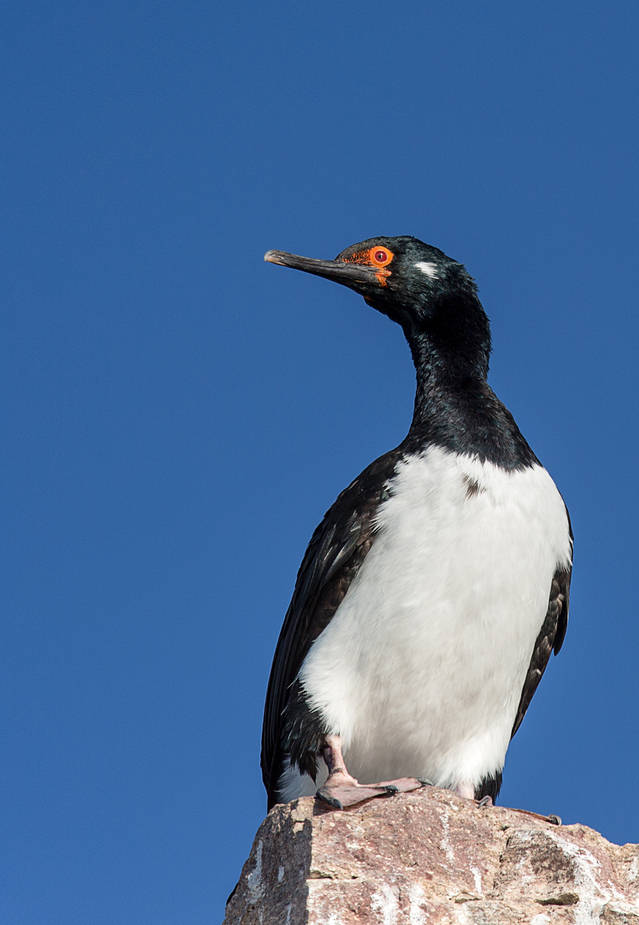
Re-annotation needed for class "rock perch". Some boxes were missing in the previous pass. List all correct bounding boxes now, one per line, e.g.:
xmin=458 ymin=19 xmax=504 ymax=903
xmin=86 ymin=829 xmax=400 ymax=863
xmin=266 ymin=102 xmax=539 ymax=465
xmin=224 ymin=788 xmax=639 ymax=924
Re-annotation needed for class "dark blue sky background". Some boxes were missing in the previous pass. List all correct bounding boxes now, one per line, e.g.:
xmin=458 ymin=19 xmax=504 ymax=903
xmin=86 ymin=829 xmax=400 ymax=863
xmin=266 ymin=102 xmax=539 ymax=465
xmin=2 ymin=2 xmax=638 ymax=923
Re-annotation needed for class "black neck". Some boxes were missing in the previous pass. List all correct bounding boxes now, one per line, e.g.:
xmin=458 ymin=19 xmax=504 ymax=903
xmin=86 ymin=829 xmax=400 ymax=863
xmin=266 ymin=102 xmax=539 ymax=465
xmin=403 ymin=334 xmax=537 ymax=470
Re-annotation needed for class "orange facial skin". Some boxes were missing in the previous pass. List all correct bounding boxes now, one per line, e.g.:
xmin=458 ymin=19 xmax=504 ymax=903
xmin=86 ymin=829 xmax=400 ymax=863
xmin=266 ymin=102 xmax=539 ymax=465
xmin=343 ymin=246 xmax=394 ymax=287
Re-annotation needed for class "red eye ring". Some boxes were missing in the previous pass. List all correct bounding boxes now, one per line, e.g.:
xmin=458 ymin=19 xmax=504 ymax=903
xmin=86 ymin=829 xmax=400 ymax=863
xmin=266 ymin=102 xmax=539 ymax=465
xmin=369 ymin=246 xmax=393 ymax=267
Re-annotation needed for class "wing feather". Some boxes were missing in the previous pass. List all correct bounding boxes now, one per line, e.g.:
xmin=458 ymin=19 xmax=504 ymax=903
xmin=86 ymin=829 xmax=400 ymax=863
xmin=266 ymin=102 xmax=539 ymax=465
xmin=511 ymin=514 xmax=572 ymax=740
xmin=260 ymin=449 xmax=402 ymax=799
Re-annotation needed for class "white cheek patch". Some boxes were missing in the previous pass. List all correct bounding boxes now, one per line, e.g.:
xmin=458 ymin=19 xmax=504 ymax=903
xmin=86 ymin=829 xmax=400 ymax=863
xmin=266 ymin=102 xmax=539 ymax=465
xmin=415 ymin=261 xmax=439 ymax=278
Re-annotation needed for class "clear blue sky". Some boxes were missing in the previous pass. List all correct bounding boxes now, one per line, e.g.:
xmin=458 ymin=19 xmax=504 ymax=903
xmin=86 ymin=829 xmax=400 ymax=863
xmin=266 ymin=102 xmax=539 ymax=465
xmin=2 ymin=2 xmax=638 ymax=923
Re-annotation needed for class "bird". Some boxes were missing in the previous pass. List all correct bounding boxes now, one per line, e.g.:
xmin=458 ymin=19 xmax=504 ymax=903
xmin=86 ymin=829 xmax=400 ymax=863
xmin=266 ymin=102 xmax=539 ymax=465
xmin=261 ymin=236 xmax=572 ymax=813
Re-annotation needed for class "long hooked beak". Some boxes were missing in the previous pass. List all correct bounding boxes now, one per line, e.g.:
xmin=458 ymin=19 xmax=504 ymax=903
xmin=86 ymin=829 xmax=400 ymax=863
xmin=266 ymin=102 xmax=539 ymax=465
xmin=264 ymin=249 xmax=382 ymax=289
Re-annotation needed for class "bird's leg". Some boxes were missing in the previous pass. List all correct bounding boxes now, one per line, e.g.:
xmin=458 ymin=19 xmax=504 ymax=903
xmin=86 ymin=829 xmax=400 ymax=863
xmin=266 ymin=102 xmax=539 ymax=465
xmin=316 ymin=734 xmax=427 ymax=810
xmin=454 ymin=781 xmax=477 ymax=800
xmin=456 ymin=781 xmax=493 ymax=807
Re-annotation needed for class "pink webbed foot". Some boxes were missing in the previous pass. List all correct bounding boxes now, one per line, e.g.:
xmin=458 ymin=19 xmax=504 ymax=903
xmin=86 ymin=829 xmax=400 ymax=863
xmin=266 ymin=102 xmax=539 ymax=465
xmin=499 ymin=806 xmax=562 ymax=825
xmin=473 ymin=790 xmax=561 ymax=825
xmin=317 ymin=776 xmax=397 ymax=810
xmin=315 ymin=735 xmax=429 ymax=810
xmin=317 ymin=773 xmax=427 ymax=810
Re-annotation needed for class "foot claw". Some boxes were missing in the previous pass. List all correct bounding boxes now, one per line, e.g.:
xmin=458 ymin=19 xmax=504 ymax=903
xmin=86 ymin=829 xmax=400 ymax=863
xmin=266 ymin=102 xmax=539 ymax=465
xmin=383 ymin=784 xmax=399 ymax=794
xmin=418 ymin=778 xmax=434 ymax=787
xmin=316 ymin=788 xmax=343 ymax=810
xmin=501 ymin=806 xmax=563 ymax=825
xmin=375 ymin=777 xmax=426 ymax=794
xmin=476 ymin=795 xmax=493 ymax=808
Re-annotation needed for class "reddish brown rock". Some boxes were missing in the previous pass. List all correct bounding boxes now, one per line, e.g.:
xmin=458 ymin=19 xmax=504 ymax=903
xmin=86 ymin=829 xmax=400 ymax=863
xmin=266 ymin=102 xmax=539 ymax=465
xmin=223 ymin=788 xmax=639 ymax=924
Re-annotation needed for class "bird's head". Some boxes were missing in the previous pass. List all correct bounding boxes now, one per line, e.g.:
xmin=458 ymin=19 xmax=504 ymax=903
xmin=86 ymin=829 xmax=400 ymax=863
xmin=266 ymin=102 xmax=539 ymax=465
xmin=265 ymin=236 xmax=490 ymax=376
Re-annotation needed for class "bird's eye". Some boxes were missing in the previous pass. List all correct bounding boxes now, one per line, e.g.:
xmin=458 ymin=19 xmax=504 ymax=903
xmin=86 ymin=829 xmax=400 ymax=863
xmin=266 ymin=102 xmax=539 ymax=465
xmin=370 ymin=247 xmax=393 ymax=267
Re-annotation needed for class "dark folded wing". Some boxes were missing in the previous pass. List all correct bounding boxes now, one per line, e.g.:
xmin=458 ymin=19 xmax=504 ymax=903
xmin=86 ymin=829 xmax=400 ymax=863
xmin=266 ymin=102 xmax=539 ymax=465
xmin=260 ymin=448 xmax=403 ymax=800
xmin=511 ymin=513 xmax=573 ymax=738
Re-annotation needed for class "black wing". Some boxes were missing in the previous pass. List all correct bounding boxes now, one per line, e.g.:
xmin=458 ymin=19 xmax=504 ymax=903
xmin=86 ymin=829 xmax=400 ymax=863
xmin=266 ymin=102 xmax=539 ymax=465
xmin=260 ymin=448 xmax=403 ymax=805
xmin=511 ymin=512 xmax=573 ymax=739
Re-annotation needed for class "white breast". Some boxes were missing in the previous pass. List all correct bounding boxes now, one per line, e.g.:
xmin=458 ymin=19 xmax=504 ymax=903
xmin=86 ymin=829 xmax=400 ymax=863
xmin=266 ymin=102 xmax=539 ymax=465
xmin=292 ymin=446 xmax=572 ymax=797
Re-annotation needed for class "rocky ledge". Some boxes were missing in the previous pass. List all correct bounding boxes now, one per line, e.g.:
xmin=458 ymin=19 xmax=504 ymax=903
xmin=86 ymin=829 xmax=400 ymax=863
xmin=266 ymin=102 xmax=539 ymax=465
xmin=224 ymin=787 xmax=639 ymax=924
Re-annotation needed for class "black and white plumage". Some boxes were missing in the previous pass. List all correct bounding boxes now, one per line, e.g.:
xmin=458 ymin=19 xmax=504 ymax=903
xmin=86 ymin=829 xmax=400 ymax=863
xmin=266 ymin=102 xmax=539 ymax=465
xmin=261 ymin=237 xmax=572 ymax=812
